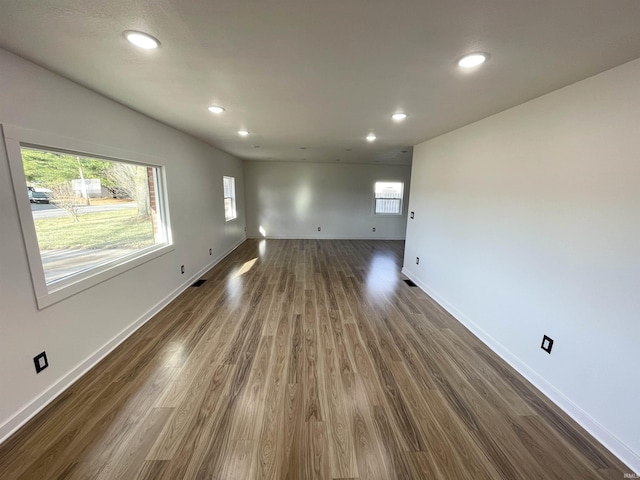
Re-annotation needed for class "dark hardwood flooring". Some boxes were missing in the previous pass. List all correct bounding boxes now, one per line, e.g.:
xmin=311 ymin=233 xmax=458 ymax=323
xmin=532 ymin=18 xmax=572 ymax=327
xmin=0 ymin=239 xmax=628 ymax=479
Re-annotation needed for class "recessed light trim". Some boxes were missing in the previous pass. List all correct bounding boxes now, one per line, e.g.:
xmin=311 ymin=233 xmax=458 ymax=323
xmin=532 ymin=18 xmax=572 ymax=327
xmin=457 ymin=53 xmax=487 ymax=68
xmin=238 ymin=130 xmax=249 ymax=136
xmin=391 ymin=113 xmax=407 ymax=121
xmin=366 ymin=134 xmax=377 ymax=142
xmin=123 ymin=31 xmax=160 ymax=49
xmin=208 ymin=106 xmax=225 ymax=114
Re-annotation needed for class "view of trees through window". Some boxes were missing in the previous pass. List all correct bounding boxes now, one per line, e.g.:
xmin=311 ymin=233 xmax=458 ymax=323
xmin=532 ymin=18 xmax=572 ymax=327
xmin=22 ymin=146 xmax=166 ymax=286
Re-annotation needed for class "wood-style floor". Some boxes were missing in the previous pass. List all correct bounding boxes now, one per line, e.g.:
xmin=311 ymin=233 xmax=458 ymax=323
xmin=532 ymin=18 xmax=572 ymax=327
xmin=0 ymin=239 xmax=628 ymax=479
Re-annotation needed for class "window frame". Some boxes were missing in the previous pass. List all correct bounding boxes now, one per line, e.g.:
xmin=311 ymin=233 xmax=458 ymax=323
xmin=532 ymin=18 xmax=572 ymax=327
xmin=223 ymin=175 xmax=237 ymax=222
xmin=373 ymin=181 xmax=404 ymax=216
xmin=2 ymin=124 xmax=174 ymax=310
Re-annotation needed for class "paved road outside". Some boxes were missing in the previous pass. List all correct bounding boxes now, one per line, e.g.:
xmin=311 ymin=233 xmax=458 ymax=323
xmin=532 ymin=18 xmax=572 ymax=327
xmin=31 ymin=202 xmax=137 ymax=219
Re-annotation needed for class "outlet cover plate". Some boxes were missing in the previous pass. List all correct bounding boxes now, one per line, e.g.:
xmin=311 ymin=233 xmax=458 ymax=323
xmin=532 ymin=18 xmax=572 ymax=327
xmin=541 ymin=335 xmax=554 ymax=354
xmin=34 ymin=351 xmax=48 ymax=373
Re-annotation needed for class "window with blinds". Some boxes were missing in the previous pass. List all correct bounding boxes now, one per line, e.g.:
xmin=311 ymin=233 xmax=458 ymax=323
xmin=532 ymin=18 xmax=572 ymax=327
xmin=374 ymin=181 xmax=403 ymax=215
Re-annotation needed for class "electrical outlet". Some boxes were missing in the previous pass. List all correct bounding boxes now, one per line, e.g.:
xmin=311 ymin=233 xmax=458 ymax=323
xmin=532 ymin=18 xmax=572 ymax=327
xmin=416 ymin=257 xmax=420 ymax=265
xmin=410 ymin=212 xmax=415 ymax=219
xmin=181 ymin=265 xmax=185 ymax=274
xmin=317 ymin=226 xmax=321 ymax=232
xmin=209 ymin=248 xmax=212 ymax=256
xmin=33 ymin=352 xmax=48 ymax=374
xmin=541 ymin=335 xmax=554 ymax=354
xmin=372 ymin=227 xmax=376 ymax=232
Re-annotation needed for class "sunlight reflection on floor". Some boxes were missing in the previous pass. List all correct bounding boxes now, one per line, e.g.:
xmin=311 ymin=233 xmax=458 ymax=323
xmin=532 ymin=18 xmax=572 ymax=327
xmin=234 ymin=258 xmax=257 ymax=278
xmin=365 ymin=254 xmax=399 ymax=298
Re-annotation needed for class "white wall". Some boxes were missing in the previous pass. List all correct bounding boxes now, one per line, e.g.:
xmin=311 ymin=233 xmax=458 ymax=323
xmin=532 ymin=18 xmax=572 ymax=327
xmin=244 ymin=160 xmax=411 ymax=239
xmin=0 ymin=49 xmax=245 ymax=441
xmin=403 ymin=58 xmax=640 ymax=471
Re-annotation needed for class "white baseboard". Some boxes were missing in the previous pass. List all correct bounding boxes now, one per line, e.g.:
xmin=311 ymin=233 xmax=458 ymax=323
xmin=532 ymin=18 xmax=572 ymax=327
xmin=401 ymin=267 xmax=640 ymax=475
xmin=247 ymin=234 xmax=405 ymax=240
xmin=0 ymin=237 xmax=246 ymax=445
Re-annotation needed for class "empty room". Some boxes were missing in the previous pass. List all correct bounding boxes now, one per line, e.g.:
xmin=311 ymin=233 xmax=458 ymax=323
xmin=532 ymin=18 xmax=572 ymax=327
xmin=0 ymin=1 xmax=639 ymax=479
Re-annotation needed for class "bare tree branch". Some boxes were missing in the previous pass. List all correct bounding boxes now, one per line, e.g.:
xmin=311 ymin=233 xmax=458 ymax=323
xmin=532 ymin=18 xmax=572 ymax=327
xmin=49 ymin=183 xmax=81 ymax=222
xmin=105 ymin=163 xmax=151 ymax=218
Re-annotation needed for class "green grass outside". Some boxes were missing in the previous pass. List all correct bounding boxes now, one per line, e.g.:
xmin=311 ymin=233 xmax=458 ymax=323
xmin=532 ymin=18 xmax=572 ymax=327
xmin=34 ymin=208 xmax=156 ymax=250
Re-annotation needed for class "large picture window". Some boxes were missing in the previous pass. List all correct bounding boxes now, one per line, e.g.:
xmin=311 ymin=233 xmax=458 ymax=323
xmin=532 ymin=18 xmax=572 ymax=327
xmin=374 ymin=181 xmax=404 ymax=215
xmin=223 ymin=176 xmax=237 ymax=221
xmin=3 ymin=125 xmax=172 ymax=308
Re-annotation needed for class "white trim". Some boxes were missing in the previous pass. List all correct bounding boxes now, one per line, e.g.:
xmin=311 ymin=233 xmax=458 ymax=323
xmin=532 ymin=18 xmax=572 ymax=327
xmin=223 ymin=175 xmax=237 ymax=222
xmin=401 ymin=267 xmax=640 ymax=475
xmin=0 ymin=237 xmax=246 ymax=445
xmin=2 ymin=124 xmax=169 ymax=165
xmin=1 ymin=123 xmax=174 ymax=309
xmin=39 ymin=245 xmax=174 ymax=309
xmin=247 ymin=234 xmax=406 ymax=240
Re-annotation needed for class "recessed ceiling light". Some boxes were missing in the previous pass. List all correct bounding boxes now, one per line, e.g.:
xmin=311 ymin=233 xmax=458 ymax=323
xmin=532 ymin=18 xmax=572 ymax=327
xmin=457 ymin=53 xmax=487 ymax=68
xmin=238 ymin=130 xmax=249 ymax=136
xmin=208 ymin=106 xmax=225 ymax=114
xmin=123 ymin=31 xmax=160 ymax=49
xmin=391 ymin=113 xmax=407 ymax=121
xmin=366 ymin=134 xmax=377 ymax=142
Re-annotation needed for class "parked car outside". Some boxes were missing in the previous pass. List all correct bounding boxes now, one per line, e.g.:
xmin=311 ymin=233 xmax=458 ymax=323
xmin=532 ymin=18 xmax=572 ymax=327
xmin=27 ymin=186 xmax=51 ymax=204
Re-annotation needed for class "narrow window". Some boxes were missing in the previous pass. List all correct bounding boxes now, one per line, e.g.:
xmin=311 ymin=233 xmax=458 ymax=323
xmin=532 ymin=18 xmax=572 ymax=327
xmin=223 ymin=176 xmax=237 ymax=221
xmin=374 ymin=181 xmax=404 ymax=215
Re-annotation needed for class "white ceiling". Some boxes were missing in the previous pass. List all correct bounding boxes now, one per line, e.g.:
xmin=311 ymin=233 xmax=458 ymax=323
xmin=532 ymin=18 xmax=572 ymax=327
xmin=1 ymin=1 xmax=640 ymax=165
